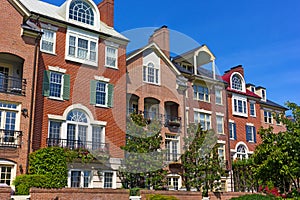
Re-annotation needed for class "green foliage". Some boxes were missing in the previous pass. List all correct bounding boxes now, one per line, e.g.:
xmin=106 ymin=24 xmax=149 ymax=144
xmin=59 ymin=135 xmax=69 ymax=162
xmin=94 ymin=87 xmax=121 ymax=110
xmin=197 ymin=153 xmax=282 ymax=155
xmin=129 ymin=187 xmax=140 ymax=196
xmin=13 ymin=174 xmax=50 ymax=195
xmin=29 ymin=147 xmax=68 ymax=188
xmin=252 ymin=102 xmax=300 ymax=193
xmin=118 ymin=113 xmax=167 ymax=189
xmin=231 ymin=194 xmax=276 ymax=200
xmin=146 ymin=194 xmax=179 ymax=200
xmin=181 ymin=124 xmax=226 ymax=195
xmin=232 ymin=159 xmax=258 ymax=192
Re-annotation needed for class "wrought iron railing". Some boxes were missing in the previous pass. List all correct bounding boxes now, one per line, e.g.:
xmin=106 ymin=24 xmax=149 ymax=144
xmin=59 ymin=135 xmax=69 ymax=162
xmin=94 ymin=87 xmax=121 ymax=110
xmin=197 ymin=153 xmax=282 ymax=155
xmin=0 ymin=129 xmax=22 ymax=148
xmin=0 ymin=75 xmax=26 ymax=95
xmin=46 ymin=138 xmax=109 ymax=154
xmin=165 ymin=153 xmax=181 ymax=162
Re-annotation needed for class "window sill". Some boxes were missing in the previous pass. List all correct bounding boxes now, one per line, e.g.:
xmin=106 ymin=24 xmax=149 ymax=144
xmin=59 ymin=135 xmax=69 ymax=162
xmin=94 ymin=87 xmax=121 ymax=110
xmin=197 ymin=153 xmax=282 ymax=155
xmin=233 ymin=112 xmax=248 ymax=118
xmin=230 ymin=138 xmax=236 ymax=140
xmin=65 ymin=56 xmax=97 ymax=67
xmin=41 ymin=50 xmax=57 ymax=56
xmin=194 ymin=99 xmax=210 ymax=103
xmin=105 ymin=65 xmax=118 ymax=70
xmin=218 ymin=133 xmax=225 ymax=135
xmin=95 ymin=104 xmax=109 ymax=109
xmin=48 ymin=97 xmax=64 ymax=102
xmin=216 ymin=103 xmax=223 ymax=106
xmin=143 ymin=81 xmax=161 ymax=86
xmin=250 ymin=115 xmax=256 ymax=118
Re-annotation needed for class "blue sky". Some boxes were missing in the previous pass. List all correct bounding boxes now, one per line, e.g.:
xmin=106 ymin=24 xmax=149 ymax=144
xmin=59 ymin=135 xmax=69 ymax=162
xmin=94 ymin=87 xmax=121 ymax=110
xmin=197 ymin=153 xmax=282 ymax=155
xmin=43 ymin=0 xmax=300 ymax=108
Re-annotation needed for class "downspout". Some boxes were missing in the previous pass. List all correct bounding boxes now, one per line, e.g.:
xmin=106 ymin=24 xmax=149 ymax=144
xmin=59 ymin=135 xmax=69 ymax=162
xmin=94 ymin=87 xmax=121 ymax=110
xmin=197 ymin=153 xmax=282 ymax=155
xmin=26 ymin=24 xmax=42 ymax=174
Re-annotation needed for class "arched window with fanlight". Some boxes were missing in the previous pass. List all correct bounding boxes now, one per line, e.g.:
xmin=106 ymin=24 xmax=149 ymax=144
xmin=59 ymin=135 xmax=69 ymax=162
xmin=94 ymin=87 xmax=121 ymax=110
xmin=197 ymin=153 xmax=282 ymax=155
xmin=231 ymin=74 xmax=243 ymax=91
xmin=236 ymin=144 xmax=248 ymax=160
xmin=69 ymin=0 xmax=94 ymax=26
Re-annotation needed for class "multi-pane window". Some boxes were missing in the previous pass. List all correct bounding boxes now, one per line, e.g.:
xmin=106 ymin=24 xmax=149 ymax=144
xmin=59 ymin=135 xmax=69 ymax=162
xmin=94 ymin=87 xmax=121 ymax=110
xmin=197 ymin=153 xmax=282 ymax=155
xmin=215 ymin=88 xmax=222 ymax=104
xmin=96 ymin=82 xmax=106 ymax=105
xmin=104 ymin=172 xmax=113 ymax=188
xmin=143 ymin=62 xmax=159 ymax=84
xmin=167 ymin=177 xmax=179 ymax=190
xmin=229 ymin=122 xmax=237 ymax=140
xmin=43 ymin=70 xmax=70 ymax=100
xmin=236 ymin=145 xmax=247 ymax=160
xmin=194 ymin=112 xmax=211 ymax=130
xmin=92 ymin=126 xmax=102 ymax=150
xmin=231 ymin=74 xmax=243 ymax=91
xmin=246 ymin=125 xmax=256 ymax=143
xmin=165 ymin=135 xmax=178 ymax=162
xmin=67 ymin=110 xmax=88 ymax=149
xmin=69 ymin=0 xmax=94 ymax=26
xmin=106 ymin=46 xmax=118 ymax=68
xmin=41 ymin=29 xmax=55 ymax=54
xmin=50 ymin=72 xmax=62 ymax=98
xmin=0 ymin=103 xmax=18 ymax=145
xmin=48 ymin=121 xmax=61 ymax=146
xmin=218 ymin=144 xmax=225 ymax=161
xmin=250 ymin=102 xmax=256 ymax=117
xmin=264 ymin=111 xmax=272 ymax=124
xmin=232 ymin=95 xmax=247 ymax=117
xmin=0 ymin=166 xmax=12 ymax=185
xmin=70 ymin=170 xmax=91 ymax=188
xmin=216 ymin=116 xmax=224 ymax=134
xmin=90 ymin=80 xmax=114 ymax=108
xmin=193 ymin=85 xmax=210 ymax=102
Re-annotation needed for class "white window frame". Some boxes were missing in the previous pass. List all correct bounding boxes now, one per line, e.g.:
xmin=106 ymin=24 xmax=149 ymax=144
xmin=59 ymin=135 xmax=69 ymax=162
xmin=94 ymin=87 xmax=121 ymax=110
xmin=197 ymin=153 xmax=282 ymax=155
xmin=249 ymin=101 xmax=256 ymax=117
xmin=65 ymin=27 xmax=99 ymax=67
xmin=217 ymin=143 xmax=225 ymax=162
xmin=264 ymin=110 xmax=273 ymax=124
xmin=68 ymin=169 xmax=92 ymax=188
xmin=246 ymin=125 xmax=255 ymax=142
xmin=143 ymin=62 xmax=160 ymax=85
xmin=230 ymin=72 xmax=245 ymax=92
xmin=49 ymin=71 xmax=64 ymax=100
xmin=102 ymin=171 xmax=116 ymax=189
xmin=216 ymin=115 xmax=224 ymax=134
xmin=229 ymin=121 xmax=236 ymax=140
xmin=105 ymin=41 xmax=119 ymax=69
xmin=232 ymin=94 xmax=248 ymax=117
xmin=40 ymin=29 xmax=56 ymax=54
xmin=0 ymin=160 xmax=17 ymax=187
xmin=165 ymin=135 xmax=179 ymax=162
xmin=215 ymin=87 xmax=223 ymax=105
xmin=194 ymin=111 xmax=211 ymax=130
xmin=193 ymin=84 xmax=210 ymax=102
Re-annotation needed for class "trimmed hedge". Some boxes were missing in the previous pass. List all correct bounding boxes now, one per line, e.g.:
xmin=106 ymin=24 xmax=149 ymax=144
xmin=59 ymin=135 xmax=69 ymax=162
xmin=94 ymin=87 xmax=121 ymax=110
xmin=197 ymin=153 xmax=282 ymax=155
xmin=13 ymin=174 xmax=49 ymax=195
xmin=231 ymin=194 xmax=275 ymax=200
xmin=146 ymin=194 xmax=179 ymax=200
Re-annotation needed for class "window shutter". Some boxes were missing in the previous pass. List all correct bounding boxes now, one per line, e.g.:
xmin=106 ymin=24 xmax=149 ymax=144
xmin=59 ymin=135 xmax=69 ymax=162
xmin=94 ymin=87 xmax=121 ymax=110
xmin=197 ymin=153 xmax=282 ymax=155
xmin=233 ymin=123 xmax=237 ymax=140
xmin=63 ymin=74 xmax=70 ymax=100
xmin=107 ymin=83 xmax=114 ymax=108
xmin=90 ymin=80 xmax=97 ymax=105
xmin=246 ymin=125 xmax=250 ymax=142
xmin=253 ymin=126 xmax=257 ymax=143
xmin=42 ymin=70 xmax=50 ymax=97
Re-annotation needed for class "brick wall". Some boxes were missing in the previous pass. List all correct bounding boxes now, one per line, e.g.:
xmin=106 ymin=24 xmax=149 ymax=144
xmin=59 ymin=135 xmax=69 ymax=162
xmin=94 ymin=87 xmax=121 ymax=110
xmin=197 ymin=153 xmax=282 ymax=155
xmin=0 ymin=187 xmax=11 ymax=200
xmin=29 ymin=188 xmax=255 ymax=200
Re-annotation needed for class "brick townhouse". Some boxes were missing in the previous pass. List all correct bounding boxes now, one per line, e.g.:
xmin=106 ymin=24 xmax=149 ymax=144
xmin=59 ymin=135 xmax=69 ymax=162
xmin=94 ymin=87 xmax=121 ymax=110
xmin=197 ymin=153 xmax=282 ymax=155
xmin=172 ymin=45 xmax=231 ymax=191
xmin=126 ymin=26 xmax=187 ymax=190
xmin=0 ymin=0 xmax=42 ymax=189
xmin=4 ymin=0 xmax=129 ymax=189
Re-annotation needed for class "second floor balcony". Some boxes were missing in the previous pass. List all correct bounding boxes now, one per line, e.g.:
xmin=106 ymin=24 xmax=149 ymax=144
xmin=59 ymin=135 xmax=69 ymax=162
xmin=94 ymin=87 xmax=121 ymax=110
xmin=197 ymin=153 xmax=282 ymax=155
xmin=0 ymin=75 xmax=26 ymax=96
xmin=0 ymin=129 xmax=22 ymax=148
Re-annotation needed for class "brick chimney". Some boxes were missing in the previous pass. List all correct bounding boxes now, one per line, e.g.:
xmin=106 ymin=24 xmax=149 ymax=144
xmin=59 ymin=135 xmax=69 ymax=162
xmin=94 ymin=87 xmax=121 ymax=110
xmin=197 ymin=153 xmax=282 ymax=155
xmin=149 ymin=25 xmax=170 ymax=58
xmin=97 ymin=0 xmax=114 ymax=27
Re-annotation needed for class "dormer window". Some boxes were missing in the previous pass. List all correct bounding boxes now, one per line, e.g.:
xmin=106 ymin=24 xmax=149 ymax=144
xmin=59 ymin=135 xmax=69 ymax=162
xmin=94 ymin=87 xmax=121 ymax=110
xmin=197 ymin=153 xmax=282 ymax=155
xmin=69 ymin=0 xmax=94 ymax=26
xmin=262 ymin=89 xmax=266 ymax=101
xmin=231 ymin=74 xmax=242 ymax=91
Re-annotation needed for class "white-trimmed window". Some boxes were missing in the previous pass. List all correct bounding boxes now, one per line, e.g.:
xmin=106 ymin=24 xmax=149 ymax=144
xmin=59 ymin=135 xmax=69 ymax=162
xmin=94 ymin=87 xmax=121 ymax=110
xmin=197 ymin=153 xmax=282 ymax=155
xmin=41 ymin=29 xmax=56 ymax=54
xmin=215 ymin=88 xmax=222 ymax=104
xmin=167 ymin=177 xmax=179 ymax=190
xmin=229 ymin=122 xmax=236 ymax=140
xmin=264 ymin=110 xmax=272 ymax=124
xmin=143 ymin=62 xmax=159 ymax=84
xmin=249 ymin=102 xmax=256 ymax=117
xmin=104 ymin=172 xmax=113 ymax=188
xmin=70 ymin=170 xmax=91 ymax=188
xmin=105 ymin=46 xmax=118 ymax=68
xmin=236 ymin=144 xmax=247 ymax=160
xmin=90 ymin=80 xmax=114 ymax=108
xmin=246 ymin=125 xmax=256 ymax=143
xmin=232 ymin=94 xmax=247 ymax=117
xmin=218 ymin=144 xmax=225 ymax=162
xmin=193 ymin=84 xmax=210 ymax=102
xmin=194 ymin=112 xmax=211 ymax=130
xmin=42 ymin=70 xmax=70 ymax=100
xmin=66 ymin=28 xmax=98 ymax=66
xmin=69 ymin=0 xmax=94 ymax=26
xmin=165 ymin=135 xmax=179 ymax=162
xmin=216 ymin=116 xmax=224 ymax=134
xmin=231 ymin=74 xmax=243 ymax=91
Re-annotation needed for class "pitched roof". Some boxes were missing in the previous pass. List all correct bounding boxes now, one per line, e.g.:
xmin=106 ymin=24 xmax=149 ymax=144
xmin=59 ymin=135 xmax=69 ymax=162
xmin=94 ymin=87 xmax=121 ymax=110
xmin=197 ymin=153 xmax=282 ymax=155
xmin=260 ymin=99 xmax=288 ymax=110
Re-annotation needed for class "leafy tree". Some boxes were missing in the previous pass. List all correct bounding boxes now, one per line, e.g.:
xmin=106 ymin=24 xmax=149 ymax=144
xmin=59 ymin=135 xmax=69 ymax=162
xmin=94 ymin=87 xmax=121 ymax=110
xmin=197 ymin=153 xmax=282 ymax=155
xmin=118 ymin=113 xmax=167 ymax=189
xmin=253 ymin=102 xmax=300 ymax=193
xmin=181 ymin=123 xmax=226 ymax=196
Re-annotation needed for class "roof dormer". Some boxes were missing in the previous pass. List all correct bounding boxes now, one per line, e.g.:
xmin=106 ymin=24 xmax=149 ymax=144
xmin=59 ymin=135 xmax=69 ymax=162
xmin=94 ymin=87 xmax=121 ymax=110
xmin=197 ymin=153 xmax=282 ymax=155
xmin=256 ymin=86 xmax=267 ymax=101
xmin=230 ymin=72 xmax=246 ymax=92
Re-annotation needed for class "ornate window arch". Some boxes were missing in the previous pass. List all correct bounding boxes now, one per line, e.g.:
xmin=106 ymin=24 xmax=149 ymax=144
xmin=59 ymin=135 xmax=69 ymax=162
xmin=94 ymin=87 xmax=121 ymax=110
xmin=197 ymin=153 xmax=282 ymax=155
xmin=69 ymin=0 xmax=95 ymax=26
xmin=230 ymin=72 xmax=245 ymax=92
xmin=236 ymin=144 xmax=248 ymax=160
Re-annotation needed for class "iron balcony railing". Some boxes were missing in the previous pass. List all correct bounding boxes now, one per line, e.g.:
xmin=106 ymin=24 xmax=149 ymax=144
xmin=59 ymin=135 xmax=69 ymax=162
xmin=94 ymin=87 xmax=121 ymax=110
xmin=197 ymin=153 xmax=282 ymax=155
xmin=0 ymin=129 xmax=22 ymax=148
xmin=0 ymin=75 xmax=26 ymax=95
xmin=46 ymin=138 xmax=109 ymax=154
xmin=165 ymin=153 xmax=181 ymax=162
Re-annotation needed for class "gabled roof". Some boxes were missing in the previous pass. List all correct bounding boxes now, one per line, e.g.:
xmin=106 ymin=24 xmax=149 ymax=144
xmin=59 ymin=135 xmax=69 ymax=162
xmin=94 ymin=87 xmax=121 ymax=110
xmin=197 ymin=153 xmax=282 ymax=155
xmin=126 ymin=42 xmax=181 ymax=75
xmin=15 ymin=0 xmax=128 ymax=41
xmin=260 ymin=99 xmax=288 ymax=111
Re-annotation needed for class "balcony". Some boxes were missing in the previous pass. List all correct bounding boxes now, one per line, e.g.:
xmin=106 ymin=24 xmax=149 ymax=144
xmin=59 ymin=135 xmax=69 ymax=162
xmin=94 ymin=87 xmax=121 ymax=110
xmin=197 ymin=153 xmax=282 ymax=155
xmin=165 ymin=153 xmax=181 ymax=163
xmin=165 ymin=115 xmax=181 ymax=127
xmin=0 ymin=75 xmax=26 ymax=96
xmin=46 ymin=138 xmax=109 ymax=155
xmin=0 ymin=129 xmax=22 ymax=148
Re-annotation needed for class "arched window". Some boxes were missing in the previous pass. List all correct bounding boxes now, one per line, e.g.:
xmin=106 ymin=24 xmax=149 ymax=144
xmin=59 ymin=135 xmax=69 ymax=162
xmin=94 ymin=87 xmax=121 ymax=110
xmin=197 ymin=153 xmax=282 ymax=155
xmin=69 ymin=0 xmax=94 ymax=26
xmin=143 ymin=62 xmax=159 ymax=84
xmin=66 ymin=109 xmax=88 ymax=149
xmin=231 ymin=74 xmax=243 ymax=91
xmin=236 ymin=144 xmax=247 ymax=160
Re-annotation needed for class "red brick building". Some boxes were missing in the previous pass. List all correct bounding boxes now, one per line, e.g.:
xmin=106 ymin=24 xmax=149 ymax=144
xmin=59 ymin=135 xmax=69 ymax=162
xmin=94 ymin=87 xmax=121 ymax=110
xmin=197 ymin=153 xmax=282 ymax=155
xmin=5 ymin=0 xmax=129 ymax=189
xmin=0 ymin=0 xmax=42 ymax=189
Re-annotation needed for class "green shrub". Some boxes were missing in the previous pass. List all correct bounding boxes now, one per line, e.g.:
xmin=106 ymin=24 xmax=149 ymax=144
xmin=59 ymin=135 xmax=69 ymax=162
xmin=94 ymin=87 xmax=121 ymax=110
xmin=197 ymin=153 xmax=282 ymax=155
xmin=231 ymin=194 xmax=276 ymax=200
xmin=146 ymin=194 xmax=179 ymax=200
xmin=129 ymin=187 xmax=140 ymax=196
xmin=13 ymin=174 xmax=48 ymax=195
